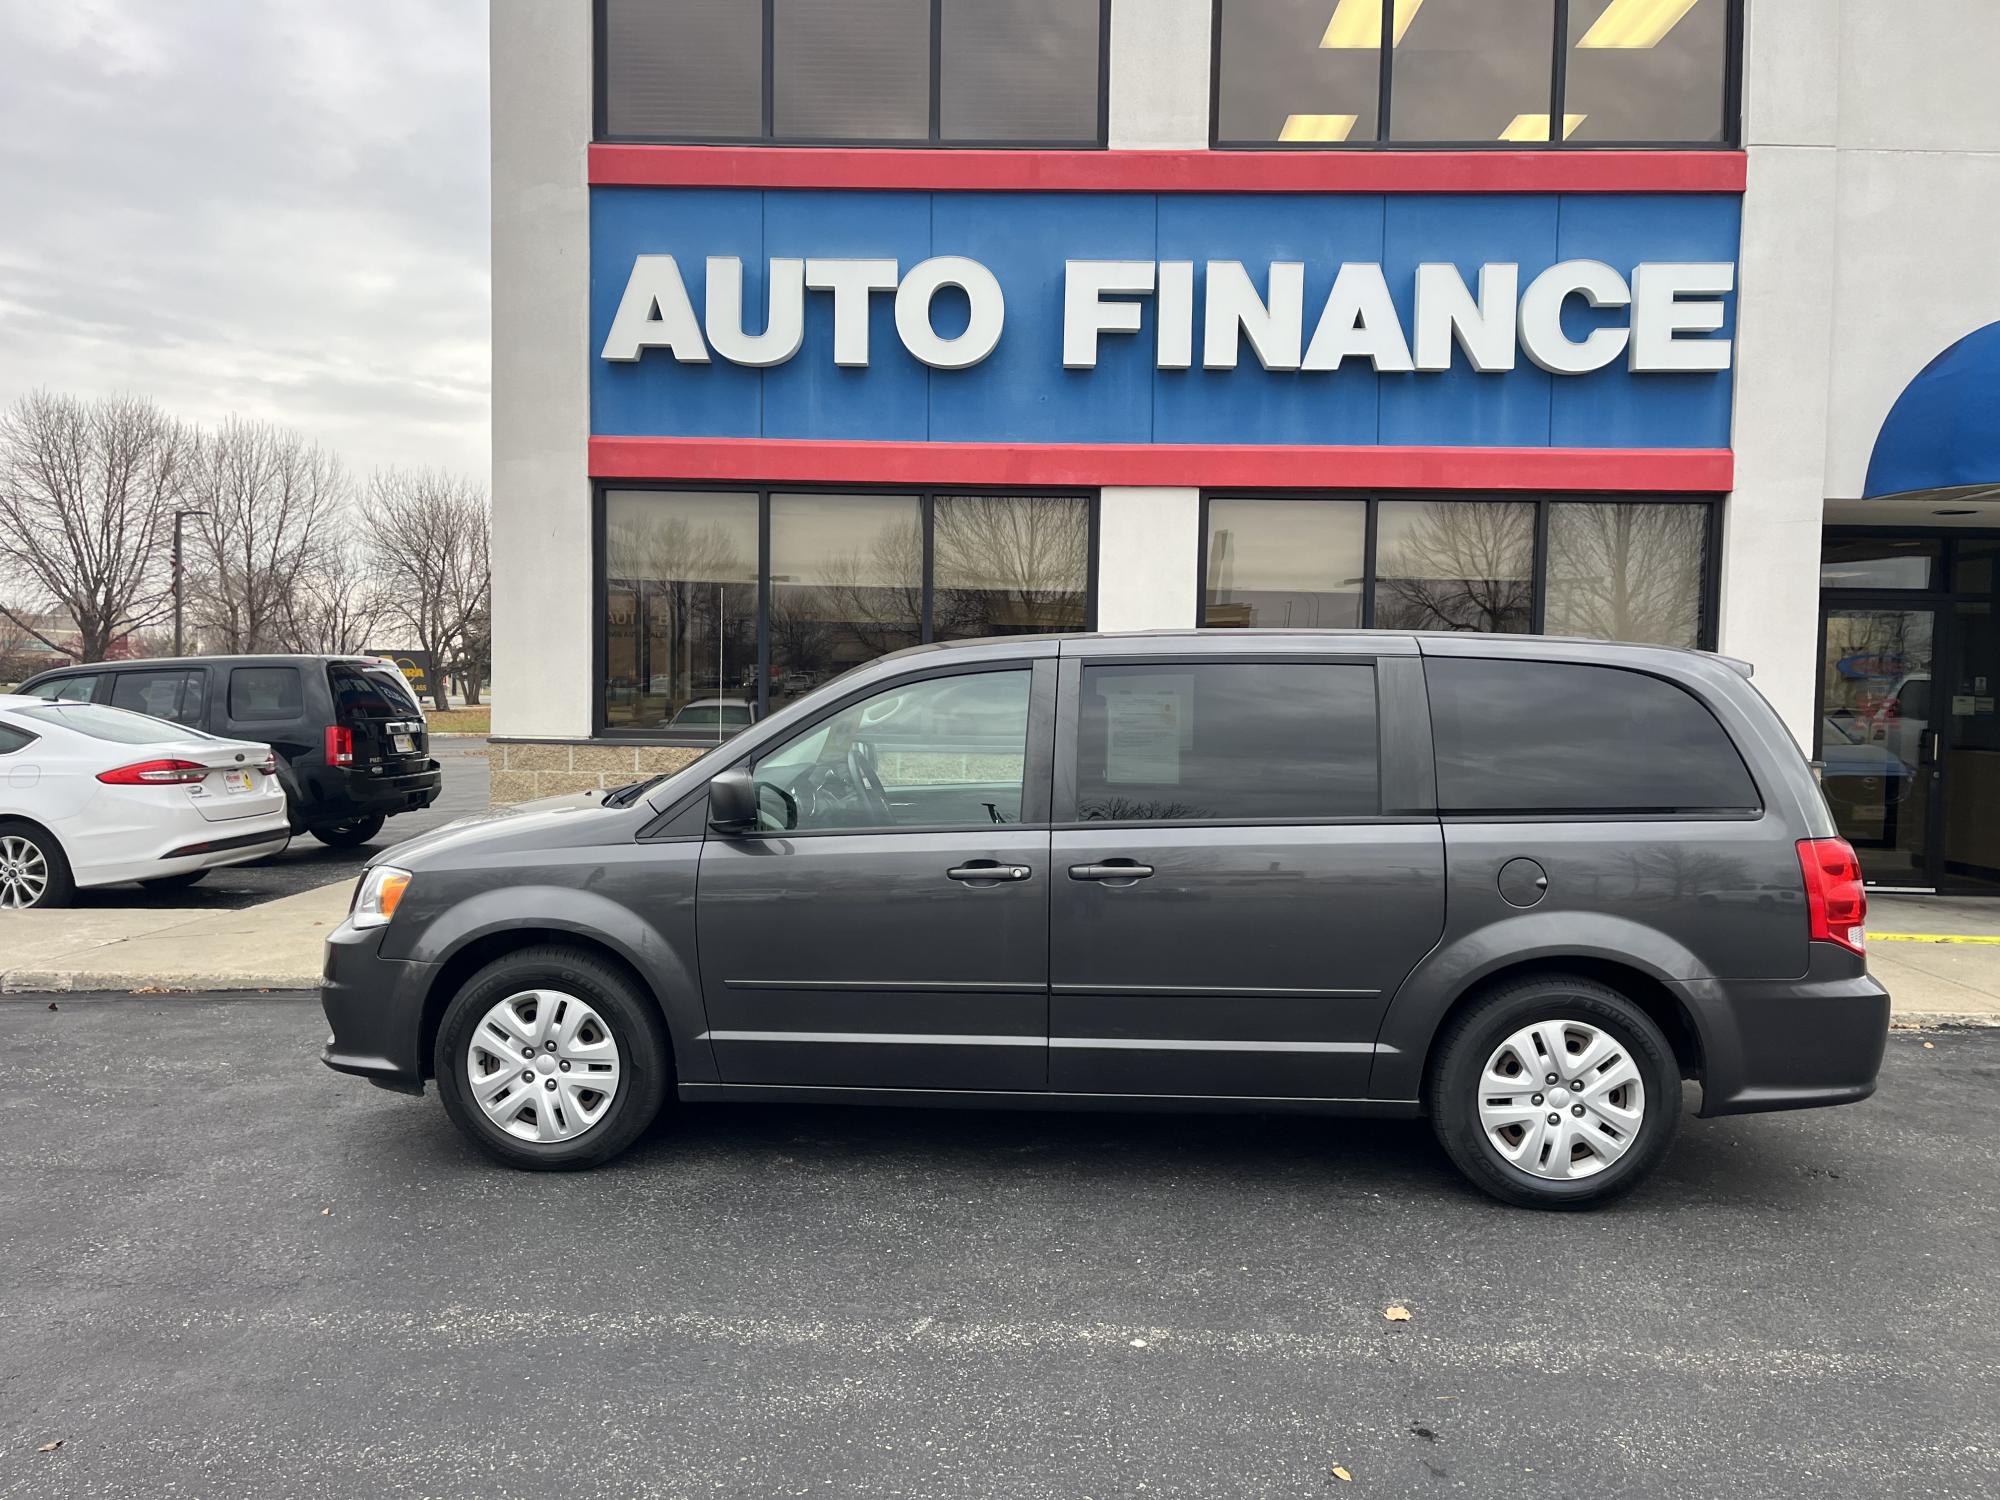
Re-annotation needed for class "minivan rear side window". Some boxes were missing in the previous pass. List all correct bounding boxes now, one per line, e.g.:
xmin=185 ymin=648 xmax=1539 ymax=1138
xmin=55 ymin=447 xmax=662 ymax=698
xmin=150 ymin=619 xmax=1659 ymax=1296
xmin=229 ymin=666 xmax=303 ymax=723
xmin=1426 ymin=658 xmax=1759 ymax=815
xmin=1072 ymin=662 xmax=1378 ymax=822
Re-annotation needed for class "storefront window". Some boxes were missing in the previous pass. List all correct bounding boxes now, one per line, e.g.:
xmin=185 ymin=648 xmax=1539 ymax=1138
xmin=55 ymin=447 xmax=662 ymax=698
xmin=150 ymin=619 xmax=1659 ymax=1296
xmin=600 ymin=0 xmax=1107 ymax=145
xmin=932 ymin=494 xmax=1091 ymax=642
xmin=1565 ymin=0 xmax=1730 ymax=144
xmin=603 ymin=490 xmax=759 ymax=738
xmin=601 ymin=489 xmax=1095 ymax=738
xmin=1202 ymin=495 xmax=1713 ymax=645
xmin=1821 ymin=538 xmax=1939 ymax=591
xmin=1544 ymin=501 xmax=1708 ymax=648
xmin=1204 ymin=498 xmax=1366 ymax=628
xmin=769 ymin=493 xmax=923 ymax=712
xmin=1213 ymin=0 xmax=1738 ymax=147
xmin=1374 ymin=499 xmax=1535 ymax=633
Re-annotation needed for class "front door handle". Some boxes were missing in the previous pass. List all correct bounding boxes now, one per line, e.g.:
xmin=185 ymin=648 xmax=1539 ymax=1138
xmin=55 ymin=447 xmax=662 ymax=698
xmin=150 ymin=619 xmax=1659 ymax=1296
xmin=1068 ymin=862 xmax=1155 ymax=882
xmin=947 ymin=862 xmax=1032 ymax=883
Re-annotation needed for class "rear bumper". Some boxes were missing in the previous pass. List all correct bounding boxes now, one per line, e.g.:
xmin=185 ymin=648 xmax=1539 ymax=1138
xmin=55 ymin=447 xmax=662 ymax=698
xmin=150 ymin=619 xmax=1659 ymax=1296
xmin=319 ymin=917 xmax=437 ymax=1093
xmin=304 ymin=762 xmax=442 ymax=826
xmin=1674 ymin=947 xmax=1892 ymax=1118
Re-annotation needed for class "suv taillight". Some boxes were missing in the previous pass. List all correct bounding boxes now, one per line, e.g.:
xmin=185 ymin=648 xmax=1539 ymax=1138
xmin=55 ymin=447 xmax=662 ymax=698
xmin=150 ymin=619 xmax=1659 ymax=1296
xmin=1798 ymin=836 xmax=1867 ymax=957
xmin=98 ymin=758 xmax=208 ymax=786
xmin=325 ymin=725 xmax=354 ymax=766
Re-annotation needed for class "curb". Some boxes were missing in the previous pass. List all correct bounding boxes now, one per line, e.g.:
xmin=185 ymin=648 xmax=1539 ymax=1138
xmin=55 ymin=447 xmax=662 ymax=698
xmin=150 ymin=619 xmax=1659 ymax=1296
xmin=2 ymin=973 xmax=322 ymax=996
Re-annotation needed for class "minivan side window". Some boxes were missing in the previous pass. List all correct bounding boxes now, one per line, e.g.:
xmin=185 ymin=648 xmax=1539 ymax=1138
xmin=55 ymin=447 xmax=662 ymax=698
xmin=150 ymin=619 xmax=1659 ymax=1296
xmin=752 ymin=670 xmax=1032 ymax=832
xmin=229 ymin=666 xmax=304 ymax=722
xmin=20 ymin=673 xmax=99 ymax=702
xmin=1072 ymin=662 xmax=1379 ymax=822
xmin=1426 ymin=658 xmax=1760 ymax=815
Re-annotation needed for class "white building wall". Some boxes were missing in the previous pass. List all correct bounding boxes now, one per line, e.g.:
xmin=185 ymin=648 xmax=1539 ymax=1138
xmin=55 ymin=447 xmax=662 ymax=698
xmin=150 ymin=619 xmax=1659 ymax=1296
xmin=1097 ymin=488 xmax=1202 ymax=631
xmin=1730 ymin=0 xmax=2000 ymax=742
xmin=489 ymin=0 xmax=593 ymax=740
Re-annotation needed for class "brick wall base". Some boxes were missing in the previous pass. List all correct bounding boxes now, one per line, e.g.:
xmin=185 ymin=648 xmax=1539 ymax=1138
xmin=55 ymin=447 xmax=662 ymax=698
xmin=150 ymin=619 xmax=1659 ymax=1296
xmin=489 ymin=741 xmax=710 ymax=806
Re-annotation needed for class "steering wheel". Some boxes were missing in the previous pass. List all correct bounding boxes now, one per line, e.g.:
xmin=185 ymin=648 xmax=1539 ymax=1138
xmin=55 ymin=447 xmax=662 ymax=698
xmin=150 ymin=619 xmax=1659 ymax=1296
xmin=847 ymin=740 xmax=894 ymax=820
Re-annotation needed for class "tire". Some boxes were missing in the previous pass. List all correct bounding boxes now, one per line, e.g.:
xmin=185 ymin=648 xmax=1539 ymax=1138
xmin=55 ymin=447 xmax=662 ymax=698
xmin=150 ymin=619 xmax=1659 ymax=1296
xmin=0 ymin=820 xmax=76 ymax=910
xmin=1428 ymin=974 xmax=1680 ymax=1210
xmin=434 ymin=945 xmax=671 ymax=1171
xmin=140 ymin=870 xmax=209 ymax=893
xmin=310 ymin=814 xmax=386 ymax=849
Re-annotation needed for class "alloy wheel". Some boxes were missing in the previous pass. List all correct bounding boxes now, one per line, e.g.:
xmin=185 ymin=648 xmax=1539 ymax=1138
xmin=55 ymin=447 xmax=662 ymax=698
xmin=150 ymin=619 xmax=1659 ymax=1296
xmin=1476 ymin=1018 xmax=1647 ymax=1181
xmin=0 ymin=835 xmax=50 ymax=909
xmin=465 ymin=989 xmax=623 ymax=1143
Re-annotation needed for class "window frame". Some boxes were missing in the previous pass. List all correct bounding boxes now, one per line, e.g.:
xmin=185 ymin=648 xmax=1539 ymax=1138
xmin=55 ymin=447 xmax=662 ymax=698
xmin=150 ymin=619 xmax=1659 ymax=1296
xmin=1052 ymin=651 xmax=1432 ymax=830
xmin=1196 ymin=490 xmax=1721 ymax=650
xmin=594 ymin=0 xmax=1113 ymax=149
xmin=1207 ymin=0 xmax=1744 ymax=151
xmin=594 ymin=481 xmax=1099 ymax=742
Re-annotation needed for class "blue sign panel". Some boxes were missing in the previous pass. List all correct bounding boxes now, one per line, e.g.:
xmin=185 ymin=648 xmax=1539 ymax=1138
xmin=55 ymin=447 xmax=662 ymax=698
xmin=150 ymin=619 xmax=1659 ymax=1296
xmin=590 ymin=187 xmax=1741 ymax=449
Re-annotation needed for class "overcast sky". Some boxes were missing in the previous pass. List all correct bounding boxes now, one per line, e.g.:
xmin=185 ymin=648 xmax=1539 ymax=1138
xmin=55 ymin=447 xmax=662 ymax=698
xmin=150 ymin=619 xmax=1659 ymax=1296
xmin=0 ymin=0 xmax=490 ymax=482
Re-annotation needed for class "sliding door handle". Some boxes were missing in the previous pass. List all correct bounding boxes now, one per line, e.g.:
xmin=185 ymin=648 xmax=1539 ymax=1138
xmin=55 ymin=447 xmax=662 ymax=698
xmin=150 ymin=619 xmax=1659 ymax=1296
xmin=947 ymin=862 xmax=1032 ymax=883
xmin=1068 ymin=862 xmax=1154 ymax=882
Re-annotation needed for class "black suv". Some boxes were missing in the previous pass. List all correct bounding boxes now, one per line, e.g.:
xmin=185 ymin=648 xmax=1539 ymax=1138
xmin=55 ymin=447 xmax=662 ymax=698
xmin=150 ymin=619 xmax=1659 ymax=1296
xmin=321 ymin=631 xmax=1889 ymax=1209
xmin=18 ymin=654 xmax=441 ymax=848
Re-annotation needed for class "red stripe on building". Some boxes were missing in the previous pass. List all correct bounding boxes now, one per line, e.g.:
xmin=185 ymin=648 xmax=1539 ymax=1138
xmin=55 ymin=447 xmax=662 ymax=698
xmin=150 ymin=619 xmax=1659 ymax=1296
xmin=588 ymin=437 xmax=1733 ymax=493
xmin=588 ymin=145 xmax=1747 ymax=195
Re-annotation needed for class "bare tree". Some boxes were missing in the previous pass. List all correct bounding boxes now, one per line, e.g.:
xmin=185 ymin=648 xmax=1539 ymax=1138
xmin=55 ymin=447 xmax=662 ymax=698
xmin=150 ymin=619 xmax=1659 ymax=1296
xmin=184 ymin=417 xmax=347 ymax=654
xmin=283 ymin=534 xmax=389 ymax=655
xmin=1542 ymin=503 xmax=1705 ymax=645
xmin=0 ymin=391 xmax=191 ymax=661
xmin=0 ymin=596 xmax=37 ymax=683
xmin=931 ymin=495 xmax=1089 ymax=638
xmin=368 ymin=469 xmax=490 ymax=712
xmin=1374 ymin=503 xmax=1534 ymax=633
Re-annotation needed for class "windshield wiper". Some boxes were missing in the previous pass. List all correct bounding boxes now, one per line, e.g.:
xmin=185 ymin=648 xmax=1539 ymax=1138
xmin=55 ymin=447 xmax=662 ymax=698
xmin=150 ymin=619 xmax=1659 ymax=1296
xmin=601 ymin=772 xmax=671 ymax=809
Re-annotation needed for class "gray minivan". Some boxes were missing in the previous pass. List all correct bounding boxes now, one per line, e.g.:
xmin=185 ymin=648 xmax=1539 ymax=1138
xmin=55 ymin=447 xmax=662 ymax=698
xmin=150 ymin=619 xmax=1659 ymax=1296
xmin=321 ymin=631 xmax=1888 ymax=1208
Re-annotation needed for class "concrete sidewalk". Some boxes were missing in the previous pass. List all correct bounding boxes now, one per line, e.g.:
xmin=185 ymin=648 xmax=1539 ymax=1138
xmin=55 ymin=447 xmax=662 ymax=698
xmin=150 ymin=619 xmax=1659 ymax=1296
xmin=1865 ymin=895 xmax=2000 ymax=1026
xmin=0 ymin=879 xmax=350 ymax=993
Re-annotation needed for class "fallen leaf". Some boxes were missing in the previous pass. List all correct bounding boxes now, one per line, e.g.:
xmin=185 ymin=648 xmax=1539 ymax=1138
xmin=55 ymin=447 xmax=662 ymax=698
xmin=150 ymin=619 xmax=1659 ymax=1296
xmin=47 ymin=1002 xmax=57 ymax=1011
xmin=1410 ymin=1425 xmax=1436 ymax=1441
xmin=1384 ymin=1305 xmax=1412 ymax=1322
xmin=320 ymin=1207 xmax=331 ymax=1216
xmin=38 ymin=1441 xmax=63 ymax=1453
xmin=1923 ymin=1041 xmax=1935 ymax=1049
xmin=1128 ymin=1338 xmax=1148 ymax=1348
xmin=1331 ymin=1466 xmax=1352 ymax=1482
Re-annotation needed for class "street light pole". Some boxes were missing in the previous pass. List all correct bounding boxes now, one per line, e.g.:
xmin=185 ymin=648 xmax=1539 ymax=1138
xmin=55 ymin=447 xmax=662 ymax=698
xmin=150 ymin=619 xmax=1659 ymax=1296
xmin=172 ymin=509 xmax=206 ymax=657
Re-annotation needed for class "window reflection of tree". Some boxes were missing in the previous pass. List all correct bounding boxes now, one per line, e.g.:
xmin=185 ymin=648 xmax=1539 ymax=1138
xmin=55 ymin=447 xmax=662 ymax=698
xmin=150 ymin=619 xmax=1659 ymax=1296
xmin=777 ymin=516 xmax=923 ymax=698
xmin=607 ymin=510 xmax=754 ymax=723
xmin=934 ymin=496 xmax=1089 ymax=639
xmin=1545 ymin=504 xmax=1704 ymax=647
xmin=1375 ymin=503 xmax=1533 ymax=633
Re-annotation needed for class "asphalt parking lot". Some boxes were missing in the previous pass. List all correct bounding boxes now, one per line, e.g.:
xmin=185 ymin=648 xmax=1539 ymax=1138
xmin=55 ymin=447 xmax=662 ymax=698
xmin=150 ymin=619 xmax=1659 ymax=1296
xmin=1 ymin=999 xmax=1993 ymax=1499
xmin=70 ymin=739 xmax=491 ymax=910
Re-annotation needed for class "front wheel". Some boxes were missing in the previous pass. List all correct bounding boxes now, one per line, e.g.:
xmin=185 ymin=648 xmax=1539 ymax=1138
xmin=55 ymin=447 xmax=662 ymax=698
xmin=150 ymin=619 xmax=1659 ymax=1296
xmin=1428 ymin=975 xmax=1680 ymax=1210
xmin=434 ymin=945 xmax=671 ymax=1171
xmin=311 ymin=814 xmax=386 ymax=849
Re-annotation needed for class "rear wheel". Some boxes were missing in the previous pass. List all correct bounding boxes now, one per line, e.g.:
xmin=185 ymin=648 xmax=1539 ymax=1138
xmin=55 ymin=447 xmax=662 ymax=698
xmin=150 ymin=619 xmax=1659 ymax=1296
xmin=435 ymin=945 xmax=671 ymax=1171
xmin=139 ymin=870 xmax=209 ymax=893
xmin=311 ymin=814 xmax=386 ymax=849
xmin=0 ymin=822 xmax=75 ymax=910
xmin=1429 ymin=975 xmax=1679 ymax=1210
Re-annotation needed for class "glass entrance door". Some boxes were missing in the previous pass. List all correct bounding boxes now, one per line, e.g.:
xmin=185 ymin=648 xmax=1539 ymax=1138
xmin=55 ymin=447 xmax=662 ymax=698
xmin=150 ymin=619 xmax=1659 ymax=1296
xmin=1820 ymin=607 xmax=1936 ymax=887
xmin=1941 ymin=601 xmax=2000 ymax=888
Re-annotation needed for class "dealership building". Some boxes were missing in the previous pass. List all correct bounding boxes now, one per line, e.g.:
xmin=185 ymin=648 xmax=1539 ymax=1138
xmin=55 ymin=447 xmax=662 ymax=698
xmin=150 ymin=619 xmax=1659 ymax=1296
xmin=490 ymin=1 xmax=2000 ymax=892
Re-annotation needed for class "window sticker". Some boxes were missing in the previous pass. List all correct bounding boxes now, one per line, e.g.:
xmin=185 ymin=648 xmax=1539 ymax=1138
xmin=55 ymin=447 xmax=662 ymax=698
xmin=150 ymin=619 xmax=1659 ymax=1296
xmin=1100 ymin=675 xmax=1194 ymax=785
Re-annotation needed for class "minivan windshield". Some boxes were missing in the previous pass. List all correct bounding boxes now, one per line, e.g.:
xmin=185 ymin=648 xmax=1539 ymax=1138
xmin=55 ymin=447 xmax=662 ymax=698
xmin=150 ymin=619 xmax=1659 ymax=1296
xmin=19 ymin=701 xmax=216 ymax=745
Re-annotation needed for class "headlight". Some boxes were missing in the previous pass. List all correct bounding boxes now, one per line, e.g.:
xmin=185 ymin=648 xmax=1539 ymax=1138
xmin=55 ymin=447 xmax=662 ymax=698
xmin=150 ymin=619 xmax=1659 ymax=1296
xmin=351 ymin=865 xmax=412 ymax=929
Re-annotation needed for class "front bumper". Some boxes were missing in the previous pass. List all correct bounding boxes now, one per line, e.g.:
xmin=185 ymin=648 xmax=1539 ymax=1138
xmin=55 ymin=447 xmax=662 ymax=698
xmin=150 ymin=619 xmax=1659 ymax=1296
xmin=1674 ymin=945 xmax=1892 ymax=1117
xmin=319 ymin=917 xmax=438 ymax=1094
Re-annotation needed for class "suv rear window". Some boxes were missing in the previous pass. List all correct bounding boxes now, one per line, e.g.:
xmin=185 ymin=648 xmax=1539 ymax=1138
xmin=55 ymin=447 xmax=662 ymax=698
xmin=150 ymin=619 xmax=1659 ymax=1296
xmin=329 ymin=663 xmax=422 ymax=719
xmin=1072 ymin=662 xmax=1379 ymax=822
xmin=1426 ymin=658 xmax=1759 ymax=815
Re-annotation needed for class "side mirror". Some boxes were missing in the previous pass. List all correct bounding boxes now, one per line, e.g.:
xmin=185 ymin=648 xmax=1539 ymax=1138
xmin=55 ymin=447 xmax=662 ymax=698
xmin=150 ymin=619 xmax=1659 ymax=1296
xmin=707 ymin=766 xmax=758 ymax=833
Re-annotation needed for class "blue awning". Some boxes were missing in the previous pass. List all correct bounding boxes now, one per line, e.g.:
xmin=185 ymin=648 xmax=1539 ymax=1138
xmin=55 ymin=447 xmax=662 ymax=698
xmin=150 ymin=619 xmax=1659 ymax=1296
xmin=1865 ymin=321 xmax=2000 ymax=499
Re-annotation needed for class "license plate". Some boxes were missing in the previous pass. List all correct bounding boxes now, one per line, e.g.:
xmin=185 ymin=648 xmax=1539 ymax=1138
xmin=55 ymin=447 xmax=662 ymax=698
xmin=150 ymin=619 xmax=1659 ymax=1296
xmin=392 ymin=732 xmax=415 ymax=755
xmin=224 ymin=770 xmax=253 ymax=794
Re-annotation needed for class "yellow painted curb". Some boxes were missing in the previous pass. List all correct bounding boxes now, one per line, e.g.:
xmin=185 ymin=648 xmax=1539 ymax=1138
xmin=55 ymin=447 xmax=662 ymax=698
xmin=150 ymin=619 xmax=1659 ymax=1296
xmin=1867 ymin=932 xmax=2000 ymax=945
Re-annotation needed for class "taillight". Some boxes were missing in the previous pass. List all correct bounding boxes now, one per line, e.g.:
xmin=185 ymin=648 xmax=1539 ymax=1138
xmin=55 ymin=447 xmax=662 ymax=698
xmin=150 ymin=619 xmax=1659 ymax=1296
xmin=257 ymin=753 xmax=278 ymax=775
xmin=1798 ymin=836 xmax=1867 ymax=957
xmin=325 ymin=725 xmax=354 ymax=766
xmin=97 ymin=758 xmax=209 ymax=786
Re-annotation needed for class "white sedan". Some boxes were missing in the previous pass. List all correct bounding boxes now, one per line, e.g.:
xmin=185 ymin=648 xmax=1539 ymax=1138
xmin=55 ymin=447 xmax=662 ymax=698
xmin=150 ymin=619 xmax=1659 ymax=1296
xmin=0 ymin=694 xmax=291 ymax=908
